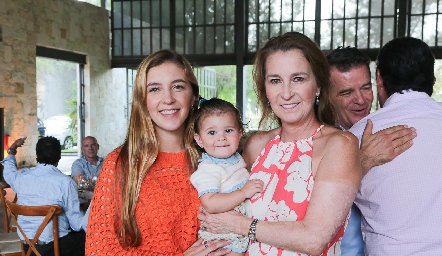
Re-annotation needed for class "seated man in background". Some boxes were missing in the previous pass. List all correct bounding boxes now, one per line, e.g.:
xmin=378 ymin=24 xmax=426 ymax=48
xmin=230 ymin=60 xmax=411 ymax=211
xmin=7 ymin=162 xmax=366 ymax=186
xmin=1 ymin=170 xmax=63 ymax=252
xmin=71 ymin=136 xmax=103 ymax=186
xmin=350 ymin=37 xmax=442 ymax=255
xmin=327 ymin=46 xmax=416 ymax=255
xmin=1 ymin=136 xmax=85 ymax=256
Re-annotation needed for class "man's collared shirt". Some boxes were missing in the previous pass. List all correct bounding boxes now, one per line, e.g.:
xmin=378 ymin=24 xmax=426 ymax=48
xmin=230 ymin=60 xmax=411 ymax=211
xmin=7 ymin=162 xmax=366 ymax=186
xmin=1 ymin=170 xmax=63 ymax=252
xmin=1 ymin=155 xmax=84 ymax=243
xmin=350 ymin=91 xmax=442 ymax=255
xmin=70 ymin=155 xmax=103 ymax=178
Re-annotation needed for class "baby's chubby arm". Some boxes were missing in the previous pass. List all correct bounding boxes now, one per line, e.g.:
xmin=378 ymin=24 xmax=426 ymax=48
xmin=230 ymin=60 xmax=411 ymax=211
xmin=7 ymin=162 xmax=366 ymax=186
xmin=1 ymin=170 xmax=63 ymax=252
xmin=200 ymin=179 xmax=264 ymax=214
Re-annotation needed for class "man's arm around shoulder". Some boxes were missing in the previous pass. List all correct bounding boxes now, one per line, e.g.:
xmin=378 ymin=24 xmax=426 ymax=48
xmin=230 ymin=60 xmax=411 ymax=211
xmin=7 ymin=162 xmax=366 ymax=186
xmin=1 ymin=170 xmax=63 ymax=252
xmin=352 ymin=119 xmax=416 ymax=176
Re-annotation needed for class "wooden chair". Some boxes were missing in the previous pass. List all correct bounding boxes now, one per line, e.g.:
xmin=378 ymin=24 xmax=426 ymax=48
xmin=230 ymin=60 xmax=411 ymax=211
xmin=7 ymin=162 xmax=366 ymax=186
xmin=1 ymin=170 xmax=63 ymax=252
xmin=1 ymin=188 xmax=17 ymax=233
xmin=6 ymin=202 xmax=62 ymax=256
xmin=0 ymin=187 xmax=21 ymax=256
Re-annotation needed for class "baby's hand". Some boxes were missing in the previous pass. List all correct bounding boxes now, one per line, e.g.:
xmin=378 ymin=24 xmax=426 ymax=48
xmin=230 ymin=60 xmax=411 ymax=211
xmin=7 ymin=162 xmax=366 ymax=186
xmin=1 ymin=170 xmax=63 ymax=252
xmin=240 ymin=179 xmax=264 ymax=198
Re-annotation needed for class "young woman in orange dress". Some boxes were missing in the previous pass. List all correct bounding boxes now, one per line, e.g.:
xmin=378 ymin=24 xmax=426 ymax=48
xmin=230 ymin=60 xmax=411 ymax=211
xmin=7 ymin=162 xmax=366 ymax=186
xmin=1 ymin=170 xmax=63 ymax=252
xmin=86 ymin=49 xmax=230 ymax=255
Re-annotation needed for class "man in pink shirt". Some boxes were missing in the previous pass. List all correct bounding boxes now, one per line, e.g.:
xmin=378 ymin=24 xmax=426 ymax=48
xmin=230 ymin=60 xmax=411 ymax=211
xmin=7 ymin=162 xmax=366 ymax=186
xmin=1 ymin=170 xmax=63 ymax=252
xmin=350 ymin=37 xmax=442 ymax=255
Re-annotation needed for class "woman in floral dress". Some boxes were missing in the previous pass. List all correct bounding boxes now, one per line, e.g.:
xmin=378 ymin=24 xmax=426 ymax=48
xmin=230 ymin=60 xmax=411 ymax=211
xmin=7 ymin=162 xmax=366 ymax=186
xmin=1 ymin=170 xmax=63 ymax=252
xmin=199 ymin=32 xmax=362 ymax=255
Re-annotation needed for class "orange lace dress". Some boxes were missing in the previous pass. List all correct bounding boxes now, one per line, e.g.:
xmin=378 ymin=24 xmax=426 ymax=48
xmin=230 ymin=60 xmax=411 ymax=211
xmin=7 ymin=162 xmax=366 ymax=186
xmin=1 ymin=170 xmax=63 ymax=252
xmin=85 ymin=148 xmax=200 ymax=255
xmin=245 ymin=126 xmax=345 ymax=255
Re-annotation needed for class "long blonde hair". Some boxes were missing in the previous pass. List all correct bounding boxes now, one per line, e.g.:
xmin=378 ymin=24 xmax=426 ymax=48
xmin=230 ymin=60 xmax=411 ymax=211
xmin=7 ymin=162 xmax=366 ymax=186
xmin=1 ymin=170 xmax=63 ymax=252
xmin=116 ymin=49 xmax=200 ymax=247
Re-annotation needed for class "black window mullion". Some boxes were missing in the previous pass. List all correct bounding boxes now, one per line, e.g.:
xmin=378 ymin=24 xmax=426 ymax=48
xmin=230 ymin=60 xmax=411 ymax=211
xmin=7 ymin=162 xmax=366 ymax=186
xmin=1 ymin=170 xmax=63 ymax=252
xmin=131 ymin=1 xmax=134 ymax=55
xmin=203 ymin=0 xmax=206 ymax=53
xmin=256 ymin=0 xmax=260 ymax=50
xmin=213 ymin=0 xmax=217 ymax=53
xmin=368 ymin=0 xmax=372 ymax=48
xmin=149 ymin=0 xmax=153 ymax=54
xmin=159 ymin=0 xmax=163 ymax=47
xmin=170 ymin=0 xmax=176 ymax=50
xmin=291 ymin=0 xmax=294 ymax=31
xmin=183 ymin=0 xmax=187 ymax=54
xmin=315 ymin=0 xmax=320 ymax=45
xmin=226 ymin=0 xmax=229 ymax=54
xmin=422 ymin=0 xmax=426 ymax=40
xmin=392 ymin=0 xmax=397 ymax=40
xmin=139 ymin=0 xmax=143 ymax=56
xmin=193 ymin=0 xmax=197 ymax=54
xmin=343 ymin=0 xmax=347 ymax=46
xmin=355 ymin=0 xmax=360 ymax=48
xmin=268 ymin=0 xmax=271 ymax=40
xmin=380 ymin=0 xmax=385 ymax=47
xmin=330 ymin=0 xmax=334 ymax=49
xmin=302 ymin=0 xmax=305 ymax=33
xmin=120 ymin=1 xmax=124 ymax=56
xmin=279 ymin=0 xmax=282 ymax=35
xmin=436 ymin=0 xmax=440 ymax=46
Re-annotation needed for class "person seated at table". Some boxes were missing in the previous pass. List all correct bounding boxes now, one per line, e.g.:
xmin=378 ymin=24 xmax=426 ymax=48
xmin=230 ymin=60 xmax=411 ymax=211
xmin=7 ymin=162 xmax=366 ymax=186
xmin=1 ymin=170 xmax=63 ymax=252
xmin=1 ymin=136 xmax=85 ymax=256
xmin=71 ymin=136 xmax=103 ymax=188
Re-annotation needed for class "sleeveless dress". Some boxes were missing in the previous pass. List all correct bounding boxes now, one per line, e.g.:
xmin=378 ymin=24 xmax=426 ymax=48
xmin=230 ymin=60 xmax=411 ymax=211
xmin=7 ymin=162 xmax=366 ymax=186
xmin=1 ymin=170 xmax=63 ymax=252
xmin=245 ymin=125 xmax=345 ymax=255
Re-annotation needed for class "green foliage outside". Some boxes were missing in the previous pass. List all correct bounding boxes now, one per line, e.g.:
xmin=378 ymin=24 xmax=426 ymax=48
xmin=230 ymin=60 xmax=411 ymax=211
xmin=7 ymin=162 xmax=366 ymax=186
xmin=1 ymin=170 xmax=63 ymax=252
xmin=212 ymin=66 xmax=236 ymax=104
xmin=209 ymin=65 xmax=261 ymax=131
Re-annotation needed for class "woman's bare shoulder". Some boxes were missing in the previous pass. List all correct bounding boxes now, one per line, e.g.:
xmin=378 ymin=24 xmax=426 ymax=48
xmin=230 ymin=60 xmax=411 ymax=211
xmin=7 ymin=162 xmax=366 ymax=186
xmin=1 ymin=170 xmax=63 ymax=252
xmin=242 ymin=128 xmax=280 ymax=168
xmin=316 ymin=125 xmax=358 ymax=146
xmin=245 ymin=128 xmax=279 ymax=151
xmin=314 ymin=125 xmax=361 ymax=184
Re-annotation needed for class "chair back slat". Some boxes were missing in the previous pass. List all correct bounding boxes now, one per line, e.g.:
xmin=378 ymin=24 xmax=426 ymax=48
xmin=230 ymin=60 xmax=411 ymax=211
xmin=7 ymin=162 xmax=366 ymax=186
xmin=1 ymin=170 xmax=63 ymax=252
xmin=5 ymin=202 xmax=62 ymax=256
xmin=1 ymin=188 xmax=17 ymax=233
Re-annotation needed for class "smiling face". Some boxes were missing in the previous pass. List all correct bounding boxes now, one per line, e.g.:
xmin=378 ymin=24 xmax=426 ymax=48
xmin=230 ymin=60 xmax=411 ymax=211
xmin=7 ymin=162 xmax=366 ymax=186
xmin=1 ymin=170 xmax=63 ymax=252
xmin=145 ymin=62 xmax=195 ymax=136
xmin=194 ymin=112 xmax=242 ymax=159
xmin=265 ymin=50 xmax=320 ymax=126
xmin=330 ymin=65 xmax=373 ymax=130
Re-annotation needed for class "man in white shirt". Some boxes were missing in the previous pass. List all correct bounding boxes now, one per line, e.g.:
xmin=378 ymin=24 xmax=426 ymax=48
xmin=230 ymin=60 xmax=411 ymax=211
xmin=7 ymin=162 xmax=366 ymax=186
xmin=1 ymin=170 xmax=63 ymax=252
xmin=349 ymin=37 xmax=442 ymax=255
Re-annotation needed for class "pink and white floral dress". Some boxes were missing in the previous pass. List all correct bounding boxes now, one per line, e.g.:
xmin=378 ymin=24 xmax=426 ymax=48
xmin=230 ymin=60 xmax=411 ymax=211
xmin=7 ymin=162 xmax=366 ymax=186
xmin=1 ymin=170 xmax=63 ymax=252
xmin=245 ymin=125 xmax=345 ymax=256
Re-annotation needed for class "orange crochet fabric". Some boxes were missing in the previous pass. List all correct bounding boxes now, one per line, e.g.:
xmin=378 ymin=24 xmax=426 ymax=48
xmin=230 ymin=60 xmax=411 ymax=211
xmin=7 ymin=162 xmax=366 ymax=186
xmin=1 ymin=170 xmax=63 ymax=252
xmin=86 ymin=148 xmax=200 ymax=255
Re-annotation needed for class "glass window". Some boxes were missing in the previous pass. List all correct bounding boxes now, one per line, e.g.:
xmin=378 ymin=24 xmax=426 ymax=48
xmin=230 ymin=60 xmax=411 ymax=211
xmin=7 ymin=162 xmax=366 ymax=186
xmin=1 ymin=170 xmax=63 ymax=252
xmin=423 ymin=14 xmax=437 ymax=45
xmin=369 ymin=18 xmax=381 ymax=48
xmin=114 ymin=30 xmax=122 ymax=56
xmin=411 ymin=0 xmax=424 ymax=14
xmin=370 ymin=0 xmax=382 ymax=16
xmin=346 ymin=0 xmax=358 ymax=18
xmin=344 ymin=19 xmax=356 ymax=46
xmin=410 ymin=16 xmax=423 ymax=39
xmin=357 ymin=18 xmax=369 ymax=48
xmin=433 ymin=60 xmax=442 ymax=102
xmin=123 ymin=30 xmax=132 ymax=56
xmin=132 ymin=1 xmax=141 ymax=28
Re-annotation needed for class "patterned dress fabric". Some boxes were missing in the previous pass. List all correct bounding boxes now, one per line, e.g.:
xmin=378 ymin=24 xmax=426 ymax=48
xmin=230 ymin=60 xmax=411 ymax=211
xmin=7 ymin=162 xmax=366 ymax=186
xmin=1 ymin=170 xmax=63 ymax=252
xmin=245 ymin=125 xmax=345 ymax=256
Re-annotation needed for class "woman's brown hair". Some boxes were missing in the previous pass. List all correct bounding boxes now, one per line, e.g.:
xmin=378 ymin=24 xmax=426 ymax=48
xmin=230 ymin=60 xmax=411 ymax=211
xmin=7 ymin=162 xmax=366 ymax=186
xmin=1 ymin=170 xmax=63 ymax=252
xmin=116 ymin=49 xmax=199 ymax=247
xmin=252 ymin=32 xmax=335 ymax=129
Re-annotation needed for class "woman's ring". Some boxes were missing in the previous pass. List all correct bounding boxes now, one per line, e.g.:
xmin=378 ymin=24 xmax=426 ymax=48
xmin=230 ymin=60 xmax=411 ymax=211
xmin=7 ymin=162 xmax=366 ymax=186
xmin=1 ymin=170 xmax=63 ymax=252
xmin=203 ymin=240 xmax=209 ymax=248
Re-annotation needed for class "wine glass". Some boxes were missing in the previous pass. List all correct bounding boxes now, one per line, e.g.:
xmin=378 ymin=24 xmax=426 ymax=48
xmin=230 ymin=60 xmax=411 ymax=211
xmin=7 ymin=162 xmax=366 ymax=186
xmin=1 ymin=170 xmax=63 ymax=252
xmin=78 ymin=176 xmax=89 ymax=192
xmin=91 ymin=175 xmax=98 ymax=188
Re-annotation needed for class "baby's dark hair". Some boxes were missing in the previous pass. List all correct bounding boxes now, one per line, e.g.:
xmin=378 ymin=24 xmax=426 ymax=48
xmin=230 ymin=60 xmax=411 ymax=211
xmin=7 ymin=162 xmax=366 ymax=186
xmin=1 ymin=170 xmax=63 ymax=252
xmin=194 ymin=98 xmax=244 ymax=134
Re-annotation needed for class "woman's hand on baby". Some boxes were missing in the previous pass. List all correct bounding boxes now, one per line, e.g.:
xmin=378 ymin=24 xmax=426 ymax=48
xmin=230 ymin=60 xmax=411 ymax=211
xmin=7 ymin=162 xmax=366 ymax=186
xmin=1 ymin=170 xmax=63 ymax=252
xmin=240 ymin=179 xmax=264 ymax=198
xmin=199 ymin=209 xmax=243 ymax=235
xmin=184 ymin=238 xmax=231 ymax=256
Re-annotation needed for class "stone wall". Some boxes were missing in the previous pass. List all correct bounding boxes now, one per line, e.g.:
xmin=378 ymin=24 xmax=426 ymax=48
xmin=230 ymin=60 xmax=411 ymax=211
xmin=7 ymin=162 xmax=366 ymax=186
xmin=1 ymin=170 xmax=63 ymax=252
xmin=0 ymin=0 xmax=127 ymax=167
